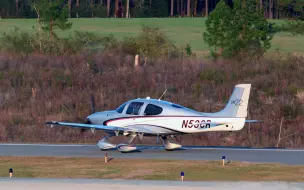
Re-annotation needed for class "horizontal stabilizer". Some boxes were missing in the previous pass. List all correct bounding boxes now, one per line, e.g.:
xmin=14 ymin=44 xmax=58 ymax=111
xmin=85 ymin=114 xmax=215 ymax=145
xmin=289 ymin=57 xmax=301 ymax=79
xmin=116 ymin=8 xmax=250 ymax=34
xmin=245 ymin=120 xmax=263 ymax=123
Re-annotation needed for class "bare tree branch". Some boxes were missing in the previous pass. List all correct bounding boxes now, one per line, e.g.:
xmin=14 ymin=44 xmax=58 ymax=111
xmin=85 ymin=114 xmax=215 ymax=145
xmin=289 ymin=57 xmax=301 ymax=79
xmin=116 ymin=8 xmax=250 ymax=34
xmin=276 ymin=117 xmax=297 ymax=147
xmin=276 ymin=116 xmax=284 ymax=147
xmin=280 ymin=132 xmax=298 ymax=140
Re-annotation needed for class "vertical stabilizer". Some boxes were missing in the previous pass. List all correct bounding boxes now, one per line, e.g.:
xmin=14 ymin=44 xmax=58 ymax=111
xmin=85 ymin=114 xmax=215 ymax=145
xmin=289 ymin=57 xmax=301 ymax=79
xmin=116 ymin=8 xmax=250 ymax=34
xmin=215 ymin=84 xmax=251 ymax=118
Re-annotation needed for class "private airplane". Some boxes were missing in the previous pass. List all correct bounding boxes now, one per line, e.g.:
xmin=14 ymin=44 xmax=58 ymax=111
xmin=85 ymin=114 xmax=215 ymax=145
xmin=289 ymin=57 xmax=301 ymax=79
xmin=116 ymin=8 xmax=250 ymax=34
xmin=45 ymin=84 xmax=261 ymax=153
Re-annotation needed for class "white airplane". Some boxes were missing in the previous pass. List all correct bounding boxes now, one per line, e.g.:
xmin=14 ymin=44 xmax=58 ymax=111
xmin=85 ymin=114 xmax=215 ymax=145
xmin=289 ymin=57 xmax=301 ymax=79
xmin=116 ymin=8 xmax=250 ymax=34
xmin=45 ymin=84 xmax=261 ymax=153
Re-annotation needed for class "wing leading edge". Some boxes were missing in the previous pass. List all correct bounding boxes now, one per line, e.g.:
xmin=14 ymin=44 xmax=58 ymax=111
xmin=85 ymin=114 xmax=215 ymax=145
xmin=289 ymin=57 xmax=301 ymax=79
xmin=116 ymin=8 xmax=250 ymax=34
xmin=45 ymin=121 xmax=138 ymax=132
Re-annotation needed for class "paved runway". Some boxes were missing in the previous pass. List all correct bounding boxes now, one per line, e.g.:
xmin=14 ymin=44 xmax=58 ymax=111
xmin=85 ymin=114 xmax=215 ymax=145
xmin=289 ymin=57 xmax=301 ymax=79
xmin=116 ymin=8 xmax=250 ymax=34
xmin=1 ymin=178 xmax=304 ymax=190
xmin=0 ymin=144 xmax=304 ymax=165
xmin=0 ymin=143 xmax=303 ymax=165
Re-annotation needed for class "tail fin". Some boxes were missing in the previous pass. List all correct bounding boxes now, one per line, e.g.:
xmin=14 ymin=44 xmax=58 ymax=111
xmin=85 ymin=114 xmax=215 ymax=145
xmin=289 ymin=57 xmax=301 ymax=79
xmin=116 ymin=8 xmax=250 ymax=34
xmin=215 ymin=84 xmax=251 ymax=118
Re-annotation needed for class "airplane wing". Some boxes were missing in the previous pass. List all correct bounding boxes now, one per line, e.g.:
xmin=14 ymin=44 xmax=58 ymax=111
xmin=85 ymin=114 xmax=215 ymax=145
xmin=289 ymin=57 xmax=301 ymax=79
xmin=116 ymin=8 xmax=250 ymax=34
xmin=245 ymin=120 xmax=263 ymax=123
xmin=45 ymin=121 xmax=139 ymax=133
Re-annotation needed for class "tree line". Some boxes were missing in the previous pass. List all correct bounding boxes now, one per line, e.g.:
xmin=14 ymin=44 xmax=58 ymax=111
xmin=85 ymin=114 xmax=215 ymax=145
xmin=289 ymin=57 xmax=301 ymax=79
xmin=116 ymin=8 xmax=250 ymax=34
xmin=0 ymin=0 xmax=303 ymax=19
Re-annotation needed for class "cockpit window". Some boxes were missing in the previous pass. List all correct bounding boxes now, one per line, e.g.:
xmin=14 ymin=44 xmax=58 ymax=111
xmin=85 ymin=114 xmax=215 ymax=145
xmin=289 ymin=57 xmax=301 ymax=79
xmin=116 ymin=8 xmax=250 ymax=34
xmin=144 ymin=104 xmax=163 ymax=115
xmin=172 ymin=104 xmax=183 ymax=108
xmin=116 ymin=102 xmax=127 ymax=113
xmin=126 ymin=102 xmax=144 ymax=115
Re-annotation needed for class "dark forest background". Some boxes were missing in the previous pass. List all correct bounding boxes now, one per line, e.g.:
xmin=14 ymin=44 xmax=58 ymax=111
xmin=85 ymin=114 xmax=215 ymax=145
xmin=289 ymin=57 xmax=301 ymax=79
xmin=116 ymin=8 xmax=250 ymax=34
xmin=0 ymin=0 xmax=303 ymax=19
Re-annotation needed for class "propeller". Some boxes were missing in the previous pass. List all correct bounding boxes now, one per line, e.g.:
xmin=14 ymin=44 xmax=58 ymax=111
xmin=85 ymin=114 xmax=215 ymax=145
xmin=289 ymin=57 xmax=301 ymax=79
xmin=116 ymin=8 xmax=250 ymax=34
xmin=90 ymin=94 xmax=95 ymax=114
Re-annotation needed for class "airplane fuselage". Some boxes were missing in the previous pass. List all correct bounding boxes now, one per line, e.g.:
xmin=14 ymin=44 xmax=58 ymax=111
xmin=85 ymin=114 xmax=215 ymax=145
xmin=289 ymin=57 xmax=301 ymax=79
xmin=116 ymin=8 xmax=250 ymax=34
xmin=87 ymin=107 xmax=246 ymax=136
xmin=104 ymin=116 xmax=245 ymax=135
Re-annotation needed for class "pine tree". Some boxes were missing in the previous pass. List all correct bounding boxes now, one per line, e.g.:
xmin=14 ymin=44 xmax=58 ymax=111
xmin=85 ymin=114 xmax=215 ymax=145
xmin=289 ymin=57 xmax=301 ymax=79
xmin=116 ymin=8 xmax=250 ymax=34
xmin=31 ymin=0 xmax=72 ymax=40
xmin=203 ymin=0 xmax=275 ymax=59
xmin=203 ymin=0 xmax=233 ymax=57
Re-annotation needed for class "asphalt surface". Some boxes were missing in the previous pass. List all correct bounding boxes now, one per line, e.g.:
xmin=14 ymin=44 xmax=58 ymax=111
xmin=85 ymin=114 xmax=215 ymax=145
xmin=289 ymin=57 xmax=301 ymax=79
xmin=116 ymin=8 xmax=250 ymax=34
xmin=0 ymin=178 xmax=304 ymax=190
xmin=0 ymin=144 xmax=303 ymax=165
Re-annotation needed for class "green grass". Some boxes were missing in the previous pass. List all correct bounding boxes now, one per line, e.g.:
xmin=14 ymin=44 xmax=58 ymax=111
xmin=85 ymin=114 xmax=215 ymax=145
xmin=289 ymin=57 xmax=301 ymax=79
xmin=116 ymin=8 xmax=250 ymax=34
xmin=0 ymin=156 xmax=303 ymax=181
xmin=0 ymin=18 xmax=304 ymax=56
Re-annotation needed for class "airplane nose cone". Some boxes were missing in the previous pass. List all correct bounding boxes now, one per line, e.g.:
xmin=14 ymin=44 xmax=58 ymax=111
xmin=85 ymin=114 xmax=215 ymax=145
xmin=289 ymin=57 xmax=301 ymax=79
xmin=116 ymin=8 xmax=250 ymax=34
xmin=85 ymin=117 xmax=92 ymax=124
xmin=86 ymin=114 xmax=95 ymax=124
xmin=86 ymin=112 xmax=104 ymax=125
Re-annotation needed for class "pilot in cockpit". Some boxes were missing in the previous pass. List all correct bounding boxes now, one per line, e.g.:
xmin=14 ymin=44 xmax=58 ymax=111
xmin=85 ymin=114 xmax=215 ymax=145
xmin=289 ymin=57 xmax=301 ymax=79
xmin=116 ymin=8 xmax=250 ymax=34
xmin=131 ymin=103 xmax=141 ymax=115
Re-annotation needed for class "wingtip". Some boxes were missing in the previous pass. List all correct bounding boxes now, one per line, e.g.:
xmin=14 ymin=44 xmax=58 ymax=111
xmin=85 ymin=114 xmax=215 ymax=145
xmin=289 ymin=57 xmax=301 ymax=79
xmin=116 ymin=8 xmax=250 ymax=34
xmin=45 ymin=121 xmax=59 ymax=125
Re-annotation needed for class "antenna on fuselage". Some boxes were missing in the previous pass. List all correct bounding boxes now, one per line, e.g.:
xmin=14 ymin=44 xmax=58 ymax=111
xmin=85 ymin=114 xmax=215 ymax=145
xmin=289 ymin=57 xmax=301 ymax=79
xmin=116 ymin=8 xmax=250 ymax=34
xmin=158 ymin=88 xmax=168 ymax=101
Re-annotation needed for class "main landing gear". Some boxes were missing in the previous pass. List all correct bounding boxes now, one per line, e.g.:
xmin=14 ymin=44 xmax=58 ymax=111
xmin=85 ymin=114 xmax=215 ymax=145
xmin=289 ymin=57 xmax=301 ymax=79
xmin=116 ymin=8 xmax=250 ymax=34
xmin=161 ymin=136 xmax=182 ymax=151
xmin=96 ymin=133 xmax=182 ymax=153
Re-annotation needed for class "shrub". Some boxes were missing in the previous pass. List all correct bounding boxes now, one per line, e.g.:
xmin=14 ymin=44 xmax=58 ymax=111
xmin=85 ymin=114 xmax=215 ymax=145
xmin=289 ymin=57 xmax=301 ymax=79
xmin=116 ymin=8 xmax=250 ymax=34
xmin=0 ymin=27 xmax=105 ymax=55
xmin=103 ymin=25 xmax=189 ymax=60
xmin=0 ymin=25 xmax=191 ymax=60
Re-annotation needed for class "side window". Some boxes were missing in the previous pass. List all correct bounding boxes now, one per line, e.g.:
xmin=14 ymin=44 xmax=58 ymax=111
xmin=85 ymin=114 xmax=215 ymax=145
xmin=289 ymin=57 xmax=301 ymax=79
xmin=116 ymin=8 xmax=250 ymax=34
xmin=116 ymin=102 xmax=127 ymax=113
xmin=144 ymin=104 xmax=163 ymax=115
xmin=126 ymin=102 xmax=144 ymax=115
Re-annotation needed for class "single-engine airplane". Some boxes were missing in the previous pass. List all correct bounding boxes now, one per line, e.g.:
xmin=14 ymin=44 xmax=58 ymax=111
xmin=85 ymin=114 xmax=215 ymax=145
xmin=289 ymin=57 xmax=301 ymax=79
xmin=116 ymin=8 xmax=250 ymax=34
xmin=45 ymin=84 xmax=261 ymax=153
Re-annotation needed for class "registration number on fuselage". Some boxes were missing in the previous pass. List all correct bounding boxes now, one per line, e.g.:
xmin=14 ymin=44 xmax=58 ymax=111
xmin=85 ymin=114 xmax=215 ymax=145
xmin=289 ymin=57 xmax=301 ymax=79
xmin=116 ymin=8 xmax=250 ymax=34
xmin=182 ymin=120 xmax=211 ymax=128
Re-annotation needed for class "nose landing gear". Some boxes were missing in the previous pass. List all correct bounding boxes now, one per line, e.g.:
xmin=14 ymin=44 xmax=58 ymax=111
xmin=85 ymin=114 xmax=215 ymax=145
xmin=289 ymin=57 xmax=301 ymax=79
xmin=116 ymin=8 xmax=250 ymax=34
xmin=97 ymin=135 xmax=116 ymax=151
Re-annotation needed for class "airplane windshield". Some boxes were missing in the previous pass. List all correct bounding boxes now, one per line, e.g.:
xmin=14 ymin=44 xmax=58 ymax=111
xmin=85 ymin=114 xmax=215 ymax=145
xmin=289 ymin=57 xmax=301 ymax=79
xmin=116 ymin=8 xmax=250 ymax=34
xmin=116 ymin=102 xmax=127 ymax=113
